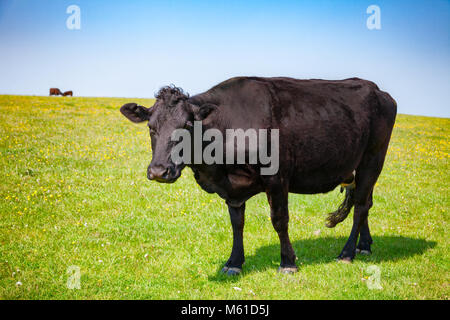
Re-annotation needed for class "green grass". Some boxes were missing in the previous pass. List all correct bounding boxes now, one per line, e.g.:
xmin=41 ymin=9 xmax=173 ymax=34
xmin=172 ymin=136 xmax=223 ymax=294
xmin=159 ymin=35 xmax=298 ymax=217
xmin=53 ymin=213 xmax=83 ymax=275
xmin=0 ymin=95 xmax=448 ymax=299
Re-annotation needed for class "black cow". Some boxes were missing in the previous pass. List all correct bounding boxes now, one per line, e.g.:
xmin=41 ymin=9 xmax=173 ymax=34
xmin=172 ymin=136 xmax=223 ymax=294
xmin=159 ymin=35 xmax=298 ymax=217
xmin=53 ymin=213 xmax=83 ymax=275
xmin=120 ymin=77 xmax=397 ymax=275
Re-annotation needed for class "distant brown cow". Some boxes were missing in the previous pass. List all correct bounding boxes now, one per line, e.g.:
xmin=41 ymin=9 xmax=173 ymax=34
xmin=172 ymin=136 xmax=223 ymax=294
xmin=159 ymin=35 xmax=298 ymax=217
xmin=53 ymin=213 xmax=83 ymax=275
xmin=49 ymin=88 xmax=63 ymax=96
xmin=63 ymin=91 xmax=73 ymax=96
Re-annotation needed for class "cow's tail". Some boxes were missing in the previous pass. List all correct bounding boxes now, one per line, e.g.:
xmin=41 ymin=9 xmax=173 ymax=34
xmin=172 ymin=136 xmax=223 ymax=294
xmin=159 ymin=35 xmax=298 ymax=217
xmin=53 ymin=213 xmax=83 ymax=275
xmin=325 ymin=180 xmax=355 ymax=228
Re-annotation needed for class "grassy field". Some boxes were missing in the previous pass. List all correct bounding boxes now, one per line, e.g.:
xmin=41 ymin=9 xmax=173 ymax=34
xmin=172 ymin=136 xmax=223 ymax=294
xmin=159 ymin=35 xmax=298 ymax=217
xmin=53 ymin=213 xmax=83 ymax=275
xmin=0 ymin=95 xmax=448 ymax=300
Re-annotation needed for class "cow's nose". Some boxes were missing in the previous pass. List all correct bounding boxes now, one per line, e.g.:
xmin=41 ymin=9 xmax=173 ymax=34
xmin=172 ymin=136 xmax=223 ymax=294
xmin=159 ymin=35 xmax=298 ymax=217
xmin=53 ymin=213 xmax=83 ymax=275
xmin=148 ymin=166 xmax=169 ymax=181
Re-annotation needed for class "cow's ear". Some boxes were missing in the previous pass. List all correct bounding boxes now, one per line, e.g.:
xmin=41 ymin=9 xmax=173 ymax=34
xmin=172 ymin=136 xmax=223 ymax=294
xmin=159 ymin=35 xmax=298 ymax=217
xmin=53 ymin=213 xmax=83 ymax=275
xmin=120 ymin=103 xmax=151 ymax=123
xmin=192 ymin=103 xmax=217 ymax=121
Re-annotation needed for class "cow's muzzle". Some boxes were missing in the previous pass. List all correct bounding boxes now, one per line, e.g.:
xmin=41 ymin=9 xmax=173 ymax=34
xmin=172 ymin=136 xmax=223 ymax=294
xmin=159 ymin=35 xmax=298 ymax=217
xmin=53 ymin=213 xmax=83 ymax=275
xmin=147 ymin=165 xmax=180 ymax=183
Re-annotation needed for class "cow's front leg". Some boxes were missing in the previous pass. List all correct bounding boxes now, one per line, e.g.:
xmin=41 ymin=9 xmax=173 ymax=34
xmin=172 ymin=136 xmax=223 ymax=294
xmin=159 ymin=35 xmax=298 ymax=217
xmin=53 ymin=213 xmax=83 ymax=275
xmin=221 ymin=203 xmax=245 ymax=276
xmin=267 ymin=188 xmax=298 ymax=274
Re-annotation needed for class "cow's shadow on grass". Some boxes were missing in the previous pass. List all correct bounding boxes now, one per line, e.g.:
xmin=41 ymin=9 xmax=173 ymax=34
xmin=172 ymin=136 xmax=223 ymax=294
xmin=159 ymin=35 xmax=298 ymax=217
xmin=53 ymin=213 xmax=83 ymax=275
xmin=208 ymin=236 xmax=436 ymax=282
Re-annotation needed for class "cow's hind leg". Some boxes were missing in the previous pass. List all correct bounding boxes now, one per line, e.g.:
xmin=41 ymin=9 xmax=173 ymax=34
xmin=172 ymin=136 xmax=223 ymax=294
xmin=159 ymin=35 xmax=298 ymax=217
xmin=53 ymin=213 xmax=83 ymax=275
xmin=221 ymin=203 xmax=245 ymax=276
xmin=337 ymin=146 xmax=388 ymax=263
xmin=356 ymin=192 xmax=373 ymax=255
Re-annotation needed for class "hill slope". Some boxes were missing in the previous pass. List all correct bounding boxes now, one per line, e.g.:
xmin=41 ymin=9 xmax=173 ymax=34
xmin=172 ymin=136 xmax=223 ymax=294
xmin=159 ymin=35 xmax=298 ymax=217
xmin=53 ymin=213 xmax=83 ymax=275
xmin=0 ymin=95 xmax=448 ymax=299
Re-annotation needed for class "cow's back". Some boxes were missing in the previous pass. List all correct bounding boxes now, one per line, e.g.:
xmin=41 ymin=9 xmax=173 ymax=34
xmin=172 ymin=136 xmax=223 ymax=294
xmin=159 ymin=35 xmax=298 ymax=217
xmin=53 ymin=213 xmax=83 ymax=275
xmin=198 ymin=76 xmax=385 ymax=136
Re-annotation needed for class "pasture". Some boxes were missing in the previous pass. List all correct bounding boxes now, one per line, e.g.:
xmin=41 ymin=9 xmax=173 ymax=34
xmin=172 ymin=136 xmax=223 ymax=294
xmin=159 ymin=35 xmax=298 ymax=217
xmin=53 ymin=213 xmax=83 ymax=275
xmin=0 ymin=95 xmax=448 ymax=299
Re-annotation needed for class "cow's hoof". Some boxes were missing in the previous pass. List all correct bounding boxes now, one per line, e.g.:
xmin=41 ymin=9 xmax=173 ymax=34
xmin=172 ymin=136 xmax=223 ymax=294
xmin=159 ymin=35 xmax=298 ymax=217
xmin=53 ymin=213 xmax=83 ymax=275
xmin=221 ymin=266 xmax=242 ymax=276
xmin=277 ymin=266 xmax=298 ymax=274
xmin=337 ymin=257 xmax=353 ymax=264
xmin=356 ymin=248 xmax=372 ymax=255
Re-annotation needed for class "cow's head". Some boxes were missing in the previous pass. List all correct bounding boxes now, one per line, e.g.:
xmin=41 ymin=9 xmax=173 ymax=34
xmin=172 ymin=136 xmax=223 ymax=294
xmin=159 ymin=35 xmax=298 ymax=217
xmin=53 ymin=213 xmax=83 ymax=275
xmin=120 ymin=85 xmax=215 ymax=183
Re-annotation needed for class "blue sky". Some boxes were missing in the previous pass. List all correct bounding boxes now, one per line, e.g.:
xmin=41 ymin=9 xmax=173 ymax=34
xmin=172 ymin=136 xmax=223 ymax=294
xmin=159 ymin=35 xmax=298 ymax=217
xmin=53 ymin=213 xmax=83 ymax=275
xmin=0 ymin=0 xmax=449 ymax=117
